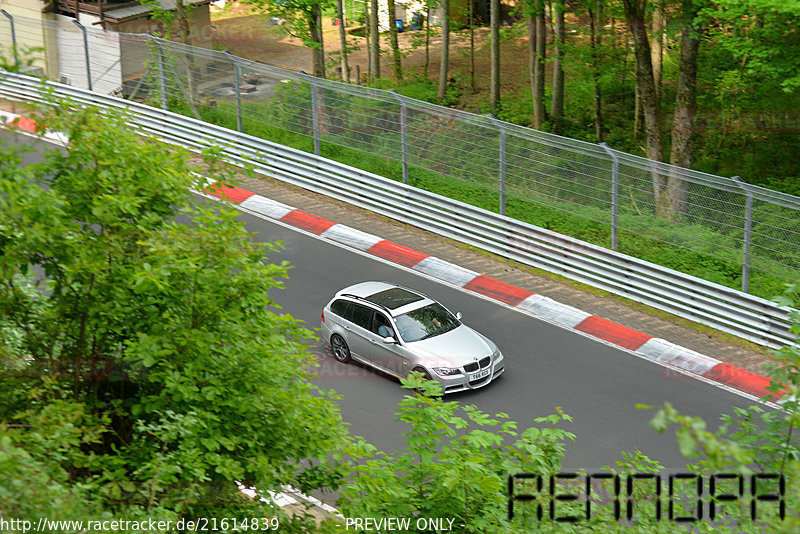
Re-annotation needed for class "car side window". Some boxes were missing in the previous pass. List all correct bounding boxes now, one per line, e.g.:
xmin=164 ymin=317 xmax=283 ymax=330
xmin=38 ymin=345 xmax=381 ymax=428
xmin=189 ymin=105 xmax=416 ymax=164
xmin=330 ymin=299 xmax=351 ymax=317
xmin=345 ymin=303 xmax=373 ymax=330
xmin=372 ymin=312 xmax=394 ymax=338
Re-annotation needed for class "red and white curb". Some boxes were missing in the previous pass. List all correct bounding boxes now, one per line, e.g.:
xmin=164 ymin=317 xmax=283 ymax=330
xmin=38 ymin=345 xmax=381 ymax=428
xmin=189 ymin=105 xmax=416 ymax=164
xmin=1 ymin=110 xmax=68 ymax=144
xmin=206 ymin=182 xmax=782 ymax=403
xmin=238 ymin=483 xmax=342 ymax=518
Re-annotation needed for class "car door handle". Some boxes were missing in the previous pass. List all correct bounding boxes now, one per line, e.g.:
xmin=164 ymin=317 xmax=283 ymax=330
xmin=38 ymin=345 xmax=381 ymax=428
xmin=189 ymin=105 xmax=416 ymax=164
xmin=369 ymin=339 xmax=378 ymax=344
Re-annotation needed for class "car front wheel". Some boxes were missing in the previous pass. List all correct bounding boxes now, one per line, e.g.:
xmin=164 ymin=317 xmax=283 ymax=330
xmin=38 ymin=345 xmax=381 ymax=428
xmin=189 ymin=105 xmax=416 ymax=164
xmin=412 ymin=366 xmax=432 ymax=381
xmin=331 ymin=334 xmax=351 ymax=363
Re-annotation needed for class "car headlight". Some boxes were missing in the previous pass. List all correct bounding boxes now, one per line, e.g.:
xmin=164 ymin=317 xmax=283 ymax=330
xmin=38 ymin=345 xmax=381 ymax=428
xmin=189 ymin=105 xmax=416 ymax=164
xmin=492 ymin=347 xmax=501 ymax=359
xmin=433 ymin=367 xmax=462 ymax=377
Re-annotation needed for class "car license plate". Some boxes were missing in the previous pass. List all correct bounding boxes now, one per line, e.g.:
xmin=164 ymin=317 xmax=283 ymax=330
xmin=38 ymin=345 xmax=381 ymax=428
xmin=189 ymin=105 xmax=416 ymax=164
xmin=470 ymin=367 xmax=491 ymax=381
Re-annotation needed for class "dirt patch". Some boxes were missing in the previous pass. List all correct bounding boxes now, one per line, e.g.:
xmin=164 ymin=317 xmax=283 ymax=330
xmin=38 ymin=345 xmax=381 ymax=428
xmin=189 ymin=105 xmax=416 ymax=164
xmin=210 ymin=3 xmax=530 ymax=114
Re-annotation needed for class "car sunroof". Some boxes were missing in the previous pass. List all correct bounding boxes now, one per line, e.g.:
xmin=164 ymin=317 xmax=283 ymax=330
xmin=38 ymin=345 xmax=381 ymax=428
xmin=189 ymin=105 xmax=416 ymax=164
xmin=365 ymin=287 xmax=425 ymax=310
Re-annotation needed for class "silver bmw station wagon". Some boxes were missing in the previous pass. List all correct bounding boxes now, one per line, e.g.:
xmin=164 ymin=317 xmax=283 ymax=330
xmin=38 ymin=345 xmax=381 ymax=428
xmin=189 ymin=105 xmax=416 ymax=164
xmin=320 ymin=281 xmax=504 ymax=394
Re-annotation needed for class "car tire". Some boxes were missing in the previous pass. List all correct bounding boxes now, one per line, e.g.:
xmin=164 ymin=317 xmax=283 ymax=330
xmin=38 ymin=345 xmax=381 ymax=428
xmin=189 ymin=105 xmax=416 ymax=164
xmin=411 ymin=366 xmax=441 ymax=397
xmin=412 ymin=366 xmax=432 ymax=381
xmin=331 ymin=334 xmax=351 ymax=363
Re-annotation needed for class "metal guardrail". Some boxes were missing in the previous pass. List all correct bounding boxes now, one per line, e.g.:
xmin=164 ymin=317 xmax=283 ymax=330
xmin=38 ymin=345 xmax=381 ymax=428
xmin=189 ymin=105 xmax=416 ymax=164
xmin=0 ymin=72 xmax=795 ymax=348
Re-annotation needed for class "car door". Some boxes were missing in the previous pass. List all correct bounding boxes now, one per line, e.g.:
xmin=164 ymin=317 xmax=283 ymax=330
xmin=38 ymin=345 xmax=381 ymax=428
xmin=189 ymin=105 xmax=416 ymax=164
xmin=341 ymin=302 xmax=374 ymax=363
xmin=366 ymin=311 xmax=407 ymax=377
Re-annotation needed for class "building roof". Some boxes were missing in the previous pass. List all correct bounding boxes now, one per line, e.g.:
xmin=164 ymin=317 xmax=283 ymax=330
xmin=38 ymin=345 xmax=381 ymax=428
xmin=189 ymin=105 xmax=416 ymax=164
xmin=103 ymin=0 xmax=211 ymax=23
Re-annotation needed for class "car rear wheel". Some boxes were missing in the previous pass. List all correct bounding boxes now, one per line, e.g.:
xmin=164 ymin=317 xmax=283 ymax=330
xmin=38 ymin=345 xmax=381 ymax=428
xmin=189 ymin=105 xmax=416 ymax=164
xmin=331 ymin=335 xmax=351 ymax=363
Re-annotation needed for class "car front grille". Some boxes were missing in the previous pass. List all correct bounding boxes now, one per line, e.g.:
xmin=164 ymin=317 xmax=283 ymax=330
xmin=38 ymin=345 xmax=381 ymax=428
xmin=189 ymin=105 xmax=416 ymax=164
xmin=463 ymin=356 xmax=492 ymax=373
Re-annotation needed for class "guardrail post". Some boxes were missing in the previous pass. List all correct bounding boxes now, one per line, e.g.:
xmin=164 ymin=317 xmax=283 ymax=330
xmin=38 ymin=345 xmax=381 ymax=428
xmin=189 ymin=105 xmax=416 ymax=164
xmin=300 ymin=71 xmax=320 ymax=155
xmin=72 ymin=19 xmax=92 ymax=91
xmin=1 ymin=10 xmax=18 ymax=68
xmin=600 ymin=142 xmax=620 ymax=250
xmin=732 ymin=176 xmax=753 ymax=293
xmin=486 ymin=114 xmax=506 ymax=216
xmin=390 ymin=90 xmax=409 ymax=184
xmin=224 ymin=51 xmax=243 ymax=132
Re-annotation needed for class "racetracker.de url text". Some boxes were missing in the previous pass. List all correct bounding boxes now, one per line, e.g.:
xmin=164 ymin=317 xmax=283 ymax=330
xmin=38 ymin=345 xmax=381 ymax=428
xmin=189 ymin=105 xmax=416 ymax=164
xmin=0 ymin=516 xmax=281 ymax=532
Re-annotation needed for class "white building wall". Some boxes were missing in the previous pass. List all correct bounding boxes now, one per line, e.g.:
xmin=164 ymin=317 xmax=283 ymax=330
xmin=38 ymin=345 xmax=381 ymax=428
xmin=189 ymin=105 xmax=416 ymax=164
xmin=0 ymin=0 xmax=49 ymax=74
xmin=55 ymin=13 xmax=122 ymax=94
xmin=377 ymin=0 xmax=426 ymax=32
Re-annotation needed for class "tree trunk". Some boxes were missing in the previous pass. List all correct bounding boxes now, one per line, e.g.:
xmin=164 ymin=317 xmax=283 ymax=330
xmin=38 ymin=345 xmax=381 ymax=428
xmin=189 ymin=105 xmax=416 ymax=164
xmin=469 ymin=0 xmax=475 ymax=92
xmin=551 ymin=0 xmax=565 ymax=119
xmin=424 ymin=6 xmax=431 ymax=79
xmin=490 ymin=0 xmax=500 ymax=111
xmin=589 ymin=0 xmax=603 ymax=142
xmin=387 ymin=0 xmax=402 ymax=81
xmin=651 ymin=0 xmax=665 ymax=109
xmin=364 ymin=0 xmax=370 ymax=81
xmin=369 ymin=0 xmax=380 ymax=81
xmin=528 ymin=13 xmax=536 ymax=120
xmin=336 ymin=0 xmax=350 ymax=83
xmin=308 ymin=3 xmax=326 ymax=78
xmin=174 ymin=0 xmax=191 ymax=45
xmin=634 ymin=84 xmax=642 ymax=141
xmin=438 ymin=0 xmax=450 ymax=103
xmin=532 ymin=0 xmax=546 ymax=128
xmin=175 ymin=0 xmax=197 ymax=103
xmin=622 ymin=0 xmax=664 ymax=211
xmin=667 ymin=0 xmax=702 ymax=219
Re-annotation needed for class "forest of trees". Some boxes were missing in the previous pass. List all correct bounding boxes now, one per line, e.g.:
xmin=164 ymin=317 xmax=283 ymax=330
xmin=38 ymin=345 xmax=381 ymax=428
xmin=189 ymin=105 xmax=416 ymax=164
xmin=249 ymin=0 xmax=800 ymax=195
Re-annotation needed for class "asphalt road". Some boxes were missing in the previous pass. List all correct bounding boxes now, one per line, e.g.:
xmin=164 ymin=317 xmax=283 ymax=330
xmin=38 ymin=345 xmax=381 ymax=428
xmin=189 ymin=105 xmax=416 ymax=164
xmin=4 ymin=129 xmax=756 ymax=472
xmin=234 ymin=208 xmax=759 ymax=471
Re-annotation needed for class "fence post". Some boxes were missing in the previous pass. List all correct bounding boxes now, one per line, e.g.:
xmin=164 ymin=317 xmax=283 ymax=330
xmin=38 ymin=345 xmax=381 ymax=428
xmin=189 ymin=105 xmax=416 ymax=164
xmin=390 ymin=90 xmax=409 ymax=184
xmin=149 ymin=35 xmax=168 ymax=110
xmin=486 ymin=114 xmax=506 ymax=216
xmin=0 ymin=10 xmax=18 ymax=68
xmin=71 ymin=19 xmax=92 ymax=91
xmin=223 ymin=51 xmax=243 ymax=132
xmin=732 ymin=176 xmax=753 ymax=293
xmin=599 ymin=142 xmax=620 ymax=250
xmin=299 ymin=71 xmax=320 ymax=155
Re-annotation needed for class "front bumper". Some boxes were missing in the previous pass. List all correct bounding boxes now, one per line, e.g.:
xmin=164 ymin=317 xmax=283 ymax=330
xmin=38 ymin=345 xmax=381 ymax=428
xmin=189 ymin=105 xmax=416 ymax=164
xmin=435 ymin=351 xmax=505 ymax=395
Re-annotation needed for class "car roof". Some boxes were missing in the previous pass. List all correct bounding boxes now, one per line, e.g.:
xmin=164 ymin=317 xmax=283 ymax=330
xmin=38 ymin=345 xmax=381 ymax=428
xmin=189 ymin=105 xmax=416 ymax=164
xmin=335 ymin=281 xmax=434 ymax=316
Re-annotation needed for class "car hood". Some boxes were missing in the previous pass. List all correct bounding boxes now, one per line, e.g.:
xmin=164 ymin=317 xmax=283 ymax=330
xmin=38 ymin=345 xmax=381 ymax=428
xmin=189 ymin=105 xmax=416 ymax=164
xmin=408 ymin=324 xmax=495 ymax=368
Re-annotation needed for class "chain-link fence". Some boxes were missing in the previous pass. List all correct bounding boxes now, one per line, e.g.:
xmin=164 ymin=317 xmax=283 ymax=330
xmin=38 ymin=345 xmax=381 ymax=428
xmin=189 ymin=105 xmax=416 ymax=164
xmin=3 ymin=12 xmax=799 ymax=298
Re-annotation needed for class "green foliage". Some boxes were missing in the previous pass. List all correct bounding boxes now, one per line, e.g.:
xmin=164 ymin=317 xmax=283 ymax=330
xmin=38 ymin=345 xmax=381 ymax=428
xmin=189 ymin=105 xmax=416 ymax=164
xmin=0 ymin=45 xmax=45 ymax=75
xmin=373 ymin=75 xmax=461 ymax=107
xmin=0 ymin=98 xmax=349 ymax=521
xmin=702 ymin=0 xmax=800 ymax=92
xmin=638 ymin=284 xmax=800 ymax=532
xmin=243 ymin=0 xmax=333 ymax=50
xmin=337 ymin=373 xmax=575 ymax=533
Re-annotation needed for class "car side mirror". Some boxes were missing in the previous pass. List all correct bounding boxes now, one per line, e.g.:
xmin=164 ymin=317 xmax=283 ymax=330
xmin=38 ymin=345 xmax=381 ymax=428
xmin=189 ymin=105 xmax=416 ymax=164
xmin=455 ymin=312 xmax=463 ymax=320
xmin=383 ymin=336 xmax=397 ymax=344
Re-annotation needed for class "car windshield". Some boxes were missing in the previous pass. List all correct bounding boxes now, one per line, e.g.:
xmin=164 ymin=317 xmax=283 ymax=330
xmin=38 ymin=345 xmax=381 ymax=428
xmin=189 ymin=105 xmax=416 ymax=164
xmin=394 ymin=303 xmax=460 ymax=342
